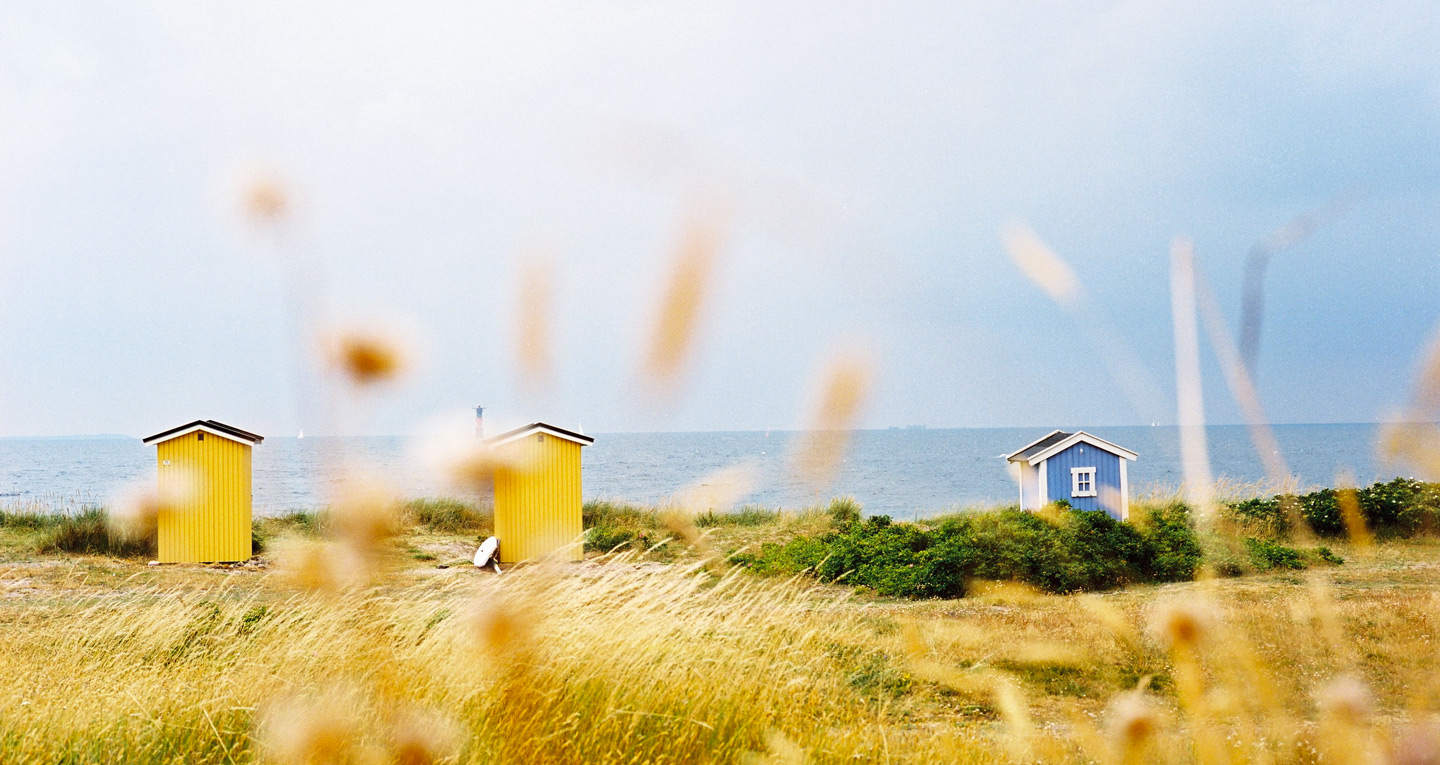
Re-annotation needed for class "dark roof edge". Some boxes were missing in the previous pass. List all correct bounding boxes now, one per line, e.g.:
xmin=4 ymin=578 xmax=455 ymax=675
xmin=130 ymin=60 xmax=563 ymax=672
xmin=1016 ymin=430 xmax=1137 ymax=463
xmin=143 ymin=420 xmax=264 ymax=445
xmin=1005 ymin=429 xmax=1071 ymax=461
xmin=484 ymin=421 xmax=594 ymax=445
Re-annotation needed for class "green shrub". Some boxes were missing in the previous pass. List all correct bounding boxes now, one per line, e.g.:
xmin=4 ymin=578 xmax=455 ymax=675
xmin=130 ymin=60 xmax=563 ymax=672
xmin=1299 ymin=489 xmax=1345 ymax=536
xmin=1137 ymin=503 xmax=1204 ymax=581
xmin=586 ymin=523 xmax=669 ymax=554
xmin=947 ymin=507 xmax=1169 ymax=594
xmin=585 ymin=523 xmax=632 ymax=552
xmin=1224 ymin=478 xmax=1440 ymax=539
xmin=1227 ymin=496 xmax=1288 ymax=536
xmin=583 ymin=500 xmax=669 ymax=553
xmin=813 ymin=516 xmax=944 ymax=597
xmin=1244 ymin=537 xmax=1306 ymax=570
xmin=36 ymin=508 xmax=154 ymax=558
xmin=742 ymin=505 xmax=1203 ymax=599
xmin=1203 ymin=536 xmax=1251 ymax=578
xmin=729 ymin=535 xmax=829 ymax=574
xmin=403 ymin=497 xmax=490 ymax=533
xmin=1358 ymin=478 xmax=1440 ymax=535
xmin=239 ymin=605 xmax=270 ymax=635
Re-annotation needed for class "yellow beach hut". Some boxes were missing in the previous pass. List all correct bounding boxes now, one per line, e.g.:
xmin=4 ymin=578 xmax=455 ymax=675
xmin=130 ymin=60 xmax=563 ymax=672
xmin=485 ymin=422 xmax=594 ymax=563
xmin=142 ymin=420 xmax=263 ymax=563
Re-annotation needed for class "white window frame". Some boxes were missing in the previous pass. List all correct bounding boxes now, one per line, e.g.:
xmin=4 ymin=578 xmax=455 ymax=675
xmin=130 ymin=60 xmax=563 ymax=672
xmin=1071 ymin=467 xmax=1097 ymax=498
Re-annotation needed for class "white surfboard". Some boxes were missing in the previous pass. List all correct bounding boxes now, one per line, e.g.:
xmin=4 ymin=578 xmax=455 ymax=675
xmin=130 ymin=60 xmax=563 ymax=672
xmin=474 ymin=536 xmax=499 ymax=568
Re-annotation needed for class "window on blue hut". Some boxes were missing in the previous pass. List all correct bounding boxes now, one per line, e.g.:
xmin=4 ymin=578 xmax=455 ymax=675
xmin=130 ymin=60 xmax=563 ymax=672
xmin=1071 ymin=467 xmax=1096 ymax=497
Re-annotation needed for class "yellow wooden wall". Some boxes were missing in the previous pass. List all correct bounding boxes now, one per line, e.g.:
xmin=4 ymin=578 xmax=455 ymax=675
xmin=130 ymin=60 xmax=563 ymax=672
xmin=492 ymin=433 xmax=583 ymax=563
xmin=156 ymin=432 xmax=253 ymax=563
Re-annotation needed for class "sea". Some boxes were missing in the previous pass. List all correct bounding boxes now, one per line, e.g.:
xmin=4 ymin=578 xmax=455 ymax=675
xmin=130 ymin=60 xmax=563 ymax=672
xmin=0 ymin=424 xmax=1405 ymax=518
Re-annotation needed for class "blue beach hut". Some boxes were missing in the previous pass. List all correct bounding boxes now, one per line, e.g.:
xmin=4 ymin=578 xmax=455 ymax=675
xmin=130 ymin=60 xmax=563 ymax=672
xmin=1006 ymin=431 xmax=1138 ymax=519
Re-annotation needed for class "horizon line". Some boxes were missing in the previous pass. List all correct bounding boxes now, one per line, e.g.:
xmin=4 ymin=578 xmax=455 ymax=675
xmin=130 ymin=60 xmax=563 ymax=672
xmin=0 ymin=421 xmax=1397 ymax=441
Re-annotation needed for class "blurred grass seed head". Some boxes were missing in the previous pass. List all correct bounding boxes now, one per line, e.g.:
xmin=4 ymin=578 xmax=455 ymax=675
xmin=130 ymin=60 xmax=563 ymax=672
xmin=325 ymin=328 xmax=409 ymax=386
xmin=387 ymin=708 xmax=460 ymax=765
xmin=1001 ymin=221 xmax=1080 ymax=308
xmin=790 ymin=350 xmax=873 ymax=488
xmin=1148 ymin=598 xmax=1212 ymax=651
xmin=260 ymin=692 xmax=357 ymax=765
xmin=642 ymin=208 xmax=726 ymax=392
xmin=515 ymin=252 xmax=555 ymax=394
xmin=106 ymin=471 xmax=200 ymax=539
xmin=1106 ymin=691 xmax=1162 ymax=760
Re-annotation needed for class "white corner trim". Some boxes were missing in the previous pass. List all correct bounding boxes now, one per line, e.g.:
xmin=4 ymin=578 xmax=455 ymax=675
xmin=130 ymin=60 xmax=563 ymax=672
xmin=1037 ymin=459 xmax=1049 ymax=506
xmin=1119 ymin=458 xmax=1130 ymax=520
xmin=1070 ymin=466 xmax=1098 ymax=498
xmin=1015 ymin=462 xmax=1025 ymax=509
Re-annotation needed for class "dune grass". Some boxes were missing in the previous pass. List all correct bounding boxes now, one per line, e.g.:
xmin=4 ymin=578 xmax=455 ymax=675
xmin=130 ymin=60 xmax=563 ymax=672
xmin=0 ymin=520 xmax=1436 ymax=762
xmin=582 ymin=496 xmax=858 ymax=556
xmin=0 ymin=487 xmax=1435 ymax=762
xmin=402 ymin=497 xmax=492 ymax=534
xmin=33 ymin=506 xmax=155 ymax=558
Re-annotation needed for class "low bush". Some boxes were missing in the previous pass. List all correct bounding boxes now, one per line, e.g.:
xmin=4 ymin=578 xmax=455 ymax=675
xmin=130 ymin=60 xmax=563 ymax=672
xmin=1244 ymin=537 xmax=1306 ymax=570
xmin=587 ymin=524 xmax=669 ymax=554
xmin=728 ymin=534 xmax=828 ymax=575
xmin=1227 ymin=497 xmax=1292 ymax=537
xmin=1202 ymin=535 xmax=1251 ymax=578
xmin=1357 ymin=478 xmax=1440 ymax=534
xmin=741 ymin=503 xmax=1203 ymax=599
xmin=36 ymin=507 xmax=153 ymax=558
xmin=1225 ymin=478 xmax=1440 ymax=538
xmin=583 ymin=500 xmax=670 ymax=553
xmin=1135 ymin=502 xmax=1206 ymax=581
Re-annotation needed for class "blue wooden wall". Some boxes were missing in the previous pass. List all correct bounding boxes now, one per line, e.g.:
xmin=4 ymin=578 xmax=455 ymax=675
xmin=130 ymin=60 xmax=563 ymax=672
xmin=1044 ymin=443 xmax=1122 ymax=517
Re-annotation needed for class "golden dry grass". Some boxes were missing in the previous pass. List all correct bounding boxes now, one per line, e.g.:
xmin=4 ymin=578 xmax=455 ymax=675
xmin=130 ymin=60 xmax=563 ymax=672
xmin=0 ymin=521 xmax=1437 ymax=764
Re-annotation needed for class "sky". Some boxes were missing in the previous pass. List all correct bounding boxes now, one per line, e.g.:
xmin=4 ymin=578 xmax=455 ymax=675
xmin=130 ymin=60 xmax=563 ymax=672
xmin=0 ymin=1 xmax=1438 ymax=438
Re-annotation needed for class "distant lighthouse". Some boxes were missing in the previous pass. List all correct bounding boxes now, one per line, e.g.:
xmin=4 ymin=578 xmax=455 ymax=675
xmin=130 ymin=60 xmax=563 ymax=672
xmin=474 ymin=405 xmax=485 ymax=438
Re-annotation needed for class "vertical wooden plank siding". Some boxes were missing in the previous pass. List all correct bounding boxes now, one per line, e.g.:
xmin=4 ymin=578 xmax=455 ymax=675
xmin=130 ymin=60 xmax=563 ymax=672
xmin=493 ymin=434 xmax=583 ymax=563
xmin=1044 ymin=444 xmax=1123 ymax=517
xmin=156 ymin=432 xmax=253 ymax=563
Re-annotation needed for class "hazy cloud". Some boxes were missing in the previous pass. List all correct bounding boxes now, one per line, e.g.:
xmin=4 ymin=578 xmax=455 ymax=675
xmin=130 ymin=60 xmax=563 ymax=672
xmin=0 ymin=1 xmax=1437 ymax=436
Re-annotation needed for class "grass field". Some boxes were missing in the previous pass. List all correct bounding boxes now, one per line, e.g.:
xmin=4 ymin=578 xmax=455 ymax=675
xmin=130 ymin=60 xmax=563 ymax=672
xmin=0 ymin=501 xmax=1437 ymax=763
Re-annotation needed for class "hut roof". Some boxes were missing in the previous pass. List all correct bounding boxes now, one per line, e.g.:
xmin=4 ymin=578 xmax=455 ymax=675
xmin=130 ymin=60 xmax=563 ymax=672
xmin=484 ymin=422 xmax=594 ymax=447
xmin=1006 ymin=429 xmax=1136 ymax=465
xmin=143 ymin=420 xmax=264 ymax=446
